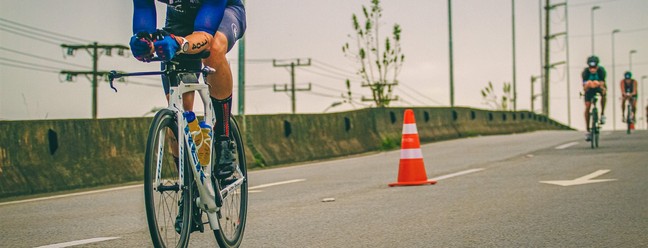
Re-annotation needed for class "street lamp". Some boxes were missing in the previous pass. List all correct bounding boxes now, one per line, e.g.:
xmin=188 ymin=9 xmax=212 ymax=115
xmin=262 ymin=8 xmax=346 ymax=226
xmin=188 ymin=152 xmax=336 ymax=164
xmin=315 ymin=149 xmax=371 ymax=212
xmin=629 ymin=50 xmax=637 ymax=71
xmin=611 ymin=29 xmax=620 ymax=130
xmin=591 ymin=6 xmax=600 ymax=55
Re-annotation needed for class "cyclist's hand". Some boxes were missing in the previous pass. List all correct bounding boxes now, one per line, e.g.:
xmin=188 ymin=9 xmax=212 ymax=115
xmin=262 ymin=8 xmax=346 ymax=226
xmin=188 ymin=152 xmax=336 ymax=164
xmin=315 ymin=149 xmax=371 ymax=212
xmin=130 ymin=32 xmax=154 ymax=62
xmin=153 ymin=35 xmax=180 ymax=61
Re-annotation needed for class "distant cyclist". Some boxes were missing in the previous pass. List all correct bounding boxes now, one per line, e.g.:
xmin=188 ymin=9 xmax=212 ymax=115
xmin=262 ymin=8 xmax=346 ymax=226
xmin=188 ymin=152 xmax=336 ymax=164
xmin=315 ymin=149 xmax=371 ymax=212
xmin=620 ymin=71 xmax=638 ymax=123
xmin=581 ymin=55 xmax=607 ymax=141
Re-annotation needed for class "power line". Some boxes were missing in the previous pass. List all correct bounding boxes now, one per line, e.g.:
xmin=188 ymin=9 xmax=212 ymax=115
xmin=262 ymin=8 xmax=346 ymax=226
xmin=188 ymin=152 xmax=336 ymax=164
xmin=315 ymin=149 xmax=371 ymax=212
xmin=0 ymin=57 xmax=62 ymax=71
xmin=311 ymin=59 xmax=357 ymax=75
xmin=569 ymin=0 xmax=623 ymax=7
xmin=0 ymin=47 xmax=89 ymax=69
xmin=0 ymin=23 xmax=80 ymax=44
xmin=0 ymin=62 xmax=59 ymax=73
xmin=0 ymin=17 xmax=91 ymax=43
xmin=0 ymin=27 xmax=60 ymax=45
xmin=570 ymin=26 xmax=648 ymax=38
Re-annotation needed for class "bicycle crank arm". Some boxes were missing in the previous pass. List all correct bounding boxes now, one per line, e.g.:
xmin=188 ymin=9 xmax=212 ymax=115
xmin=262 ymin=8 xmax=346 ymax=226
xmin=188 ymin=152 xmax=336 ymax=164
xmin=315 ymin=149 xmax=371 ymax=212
xmin=220 ymin=176 xmax=246 ymax=200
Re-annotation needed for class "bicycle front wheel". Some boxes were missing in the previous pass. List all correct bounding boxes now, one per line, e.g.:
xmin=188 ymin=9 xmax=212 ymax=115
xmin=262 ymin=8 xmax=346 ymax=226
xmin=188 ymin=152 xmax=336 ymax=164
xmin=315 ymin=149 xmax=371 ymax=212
xmin=144 ymin=109 xmax=193 ymax=248
xmin=591 ymin=108 xmax=598 ymax=149
xmin=627 ymin=105 xmax=632 ymax=134
xmin=213 ymin=117 xmax=248 ymax=248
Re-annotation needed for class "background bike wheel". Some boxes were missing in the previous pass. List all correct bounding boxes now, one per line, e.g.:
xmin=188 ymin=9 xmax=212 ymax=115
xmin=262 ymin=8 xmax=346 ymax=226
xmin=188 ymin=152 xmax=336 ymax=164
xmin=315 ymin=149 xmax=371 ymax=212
xmin=213 ymin=117 xmax=248 ymax=248
xmin=144 ymin=109 xmax=192 ymax=248
xmin=591 ymin=109 xmax=598 ymax=149
xmin=627 ymin=105 xmax=632 ymax=134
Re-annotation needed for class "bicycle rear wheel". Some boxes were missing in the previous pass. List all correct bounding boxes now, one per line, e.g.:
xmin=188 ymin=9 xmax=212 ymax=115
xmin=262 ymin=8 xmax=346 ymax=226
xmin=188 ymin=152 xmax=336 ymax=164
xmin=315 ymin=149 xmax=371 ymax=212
xmin=144 ymin=109 xmax=193 ymax=248
xmin=213 ymin=117 xmax=248 ymax=248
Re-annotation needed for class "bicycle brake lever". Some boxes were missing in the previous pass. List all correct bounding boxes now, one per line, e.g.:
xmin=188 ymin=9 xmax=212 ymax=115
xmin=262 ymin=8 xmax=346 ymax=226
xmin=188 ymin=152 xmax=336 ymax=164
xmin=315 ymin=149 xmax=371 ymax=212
xmin=108 ymin=70 xmax=119 ymax=92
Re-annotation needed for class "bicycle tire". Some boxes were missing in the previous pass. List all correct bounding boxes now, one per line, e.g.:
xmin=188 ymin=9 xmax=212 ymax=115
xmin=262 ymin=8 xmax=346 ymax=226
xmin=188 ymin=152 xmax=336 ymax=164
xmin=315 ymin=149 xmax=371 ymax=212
xmin=627 ymin=104 xmax=632 ymax=134
xmin=591 ymin=108 xmax=598 ymax=149
xmin=144 ymin=109 xmax=193 ymax=248
xmin=213 ymin=117 xmax=248 ymax=248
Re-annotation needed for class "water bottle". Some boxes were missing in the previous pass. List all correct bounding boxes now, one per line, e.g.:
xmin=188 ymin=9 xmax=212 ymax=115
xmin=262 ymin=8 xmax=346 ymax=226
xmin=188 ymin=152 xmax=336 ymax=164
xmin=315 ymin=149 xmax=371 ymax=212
xmin=183 ymin=111 xmax=204 ymax=162
xmin=197 ymin=121 xmax=213 ymax=166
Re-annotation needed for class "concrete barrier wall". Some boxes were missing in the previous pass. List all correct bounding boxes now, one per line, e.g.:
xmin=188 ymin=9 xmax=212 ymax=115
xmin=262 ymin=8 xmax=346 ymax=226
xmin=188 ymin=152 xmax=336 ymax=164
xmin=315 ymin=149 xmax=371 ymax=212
xmin=0 ymin=107 xmax=569 ymax=198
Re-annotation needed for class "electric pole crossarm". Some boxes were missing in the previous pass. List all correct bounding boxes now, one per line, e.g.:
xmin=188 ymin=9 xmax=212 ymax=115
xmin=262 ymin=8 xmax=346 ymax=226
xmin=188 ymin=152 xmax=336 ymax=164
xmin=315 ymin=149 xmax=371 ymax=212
xmin=272 ymin=58 xmax=313 ymax=114
xmin=60 ymin=42 xmax=129 ymax=119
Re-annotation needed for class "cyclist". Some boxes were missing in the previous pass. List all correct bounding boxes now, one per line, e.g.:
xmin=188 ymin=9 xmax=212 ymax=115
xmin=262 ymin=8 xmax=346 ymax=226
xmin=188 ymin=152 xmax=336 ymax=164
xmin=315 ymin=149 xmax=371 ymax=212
xmin=620 ymin=71 xmax=638 ymax=123
xmin=130 ymin=0 xmax=246 ymax=233
xmin=130 ymin=0 xmax=245 ymax=178
xmin=581 ymin=55 xmax=607 ymax=141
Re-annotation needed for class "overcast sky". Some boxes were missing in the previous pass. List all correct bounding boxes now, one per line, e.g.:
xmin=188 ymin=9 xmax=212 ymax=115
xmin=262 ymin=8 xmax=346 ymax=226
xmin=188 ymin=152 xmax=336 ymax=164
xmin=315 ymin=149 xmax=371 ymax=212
xmin=1 ymin=0 xmax=646 ymax=131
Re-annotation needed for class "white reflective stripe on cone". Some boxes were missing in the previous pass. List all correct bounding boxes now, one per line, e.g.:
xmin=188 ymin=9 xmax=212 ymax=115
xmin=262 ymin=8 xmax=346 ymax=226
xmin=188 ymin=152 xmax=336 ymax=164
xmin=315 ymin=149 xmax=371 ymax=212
xmin=402 ymin=123 xmax=418 ymax=134
xmin=400 ymin=148 xmax=423 ymax=159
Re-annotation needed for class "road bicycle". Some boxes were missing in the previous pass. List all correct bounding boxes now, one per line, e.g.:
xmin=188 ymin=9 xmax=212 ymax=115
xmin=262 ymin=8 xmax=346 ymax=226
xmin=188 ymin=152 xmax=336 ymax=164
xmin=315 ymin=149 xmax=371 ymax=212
xmin=109 ymin=53 xmax=248 ymax=248
xmin=624 ymin=94 xmax=635 ymax=135
xmin=589 ymin=94 xmax=600 ymax=149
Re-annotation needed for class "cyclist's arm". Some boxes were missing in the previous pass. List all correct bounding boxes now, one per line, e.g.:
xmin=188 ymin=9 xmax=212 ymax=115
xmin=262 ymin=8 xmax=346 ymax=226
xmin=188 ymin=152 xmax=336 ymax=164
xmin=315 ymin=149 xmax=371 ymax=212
xmin=132 ymin=0 xmax=157 ymax=34
xmin=620 ymin=80 xmax=626 ymax=96
xmin=632 ymin=80 xmax=638 ymax=96
xmin=180 ymin=0 xmax=228 ymax=54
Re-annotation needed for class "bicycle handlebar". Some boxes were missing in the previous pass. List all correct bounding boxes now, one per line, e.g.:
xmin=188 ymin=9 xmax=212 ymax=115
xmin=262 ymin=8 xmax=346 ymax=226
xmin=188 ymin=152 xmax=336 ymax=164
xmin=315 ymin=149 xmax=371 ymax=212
xmin=109 ymin=51 xmax=212 ymax=92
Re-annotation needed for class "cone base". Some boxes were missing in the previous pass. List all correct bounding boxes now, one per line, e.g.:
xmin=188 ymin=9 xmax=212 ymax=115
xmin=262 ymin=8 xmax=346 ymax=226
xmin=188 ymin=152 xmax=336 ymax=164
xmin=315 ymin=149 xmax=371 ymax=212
xmin=388 ymin=180 xmax=437 ymax=187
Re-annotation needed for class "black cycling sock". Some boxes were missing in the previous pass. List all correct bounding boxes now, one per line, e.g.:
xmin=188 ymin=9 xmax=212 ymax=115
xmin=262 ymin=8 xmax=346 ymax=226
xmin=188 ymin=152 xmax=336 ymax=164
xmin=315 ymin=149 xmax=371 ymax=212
xmin=211 ymin=95 xmax=232 ymax=141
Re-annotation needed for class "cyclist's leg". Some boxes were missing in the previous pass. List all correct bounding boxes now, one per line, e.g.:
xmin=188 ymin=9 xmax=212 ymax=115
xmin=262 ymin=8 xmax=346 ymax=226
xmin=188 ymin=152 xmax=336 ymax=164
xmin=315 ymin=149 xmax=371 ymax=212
xmin=621 ymin=97 xmax=627 ymax=121
xmin=584 ymin=86 xmax=594 ymax=132
xmin=203 ymin=5 xmax=246 ymax=138
xmin=585 ymin=101 xmax=592 ymax=132
xmin=202 ymin=5 xmax=246 ymax=179
xmin=631 ymin=96 xmax=637 ymax=122
xmin=599 ymin=83 xmax=607 ymax=117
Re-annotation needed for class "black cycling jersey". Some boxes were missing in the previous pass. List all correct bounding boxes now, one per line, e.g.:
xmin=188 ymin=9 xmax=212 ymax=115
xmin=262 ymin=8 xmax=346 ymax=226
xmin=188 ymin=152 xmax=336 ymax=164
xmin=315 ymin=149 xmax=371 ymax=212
xmin=623 ymin=79 xmax=636 ymax=93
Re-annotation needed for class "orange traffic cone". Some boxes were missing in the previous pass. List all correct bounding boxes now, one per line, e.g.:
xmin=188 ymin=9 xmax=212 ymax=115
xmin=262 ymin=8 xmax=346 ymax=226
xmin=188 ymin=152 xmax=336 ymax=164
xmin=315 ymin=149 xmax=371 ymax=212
xmin=389 ymin=109 xmax=437 ymax=187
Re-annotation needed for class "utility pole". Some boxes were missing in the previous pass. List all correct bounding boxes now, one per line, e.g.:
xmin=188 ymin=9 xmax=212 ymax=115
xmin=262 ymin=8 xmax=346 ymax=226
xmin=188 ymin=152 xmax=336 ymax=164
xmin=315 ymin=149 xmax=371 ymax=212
xmin=512 ymin=0 xmax=517 ymax=111
xmin=238 ymin=0 xmax=246 ymax=117
xmin=542 ymin=1 xmax=567 ymax=117
xmin=60 ymin=42 xmax=129 ymax=119
xmin=273 ymin=58 xmax=312 ymax=114
xmin=448 ymin=0 xmax=455 ymax=107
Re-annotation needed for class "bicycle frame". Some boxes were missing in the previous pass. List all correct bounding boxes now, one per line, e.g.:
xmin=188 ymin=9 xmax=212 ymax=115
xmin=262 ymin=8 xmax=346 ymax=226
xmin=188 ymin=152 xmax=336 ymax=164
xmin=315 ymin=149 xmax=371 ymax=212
xmin=109 ymin=62 xmax=246 ymax=232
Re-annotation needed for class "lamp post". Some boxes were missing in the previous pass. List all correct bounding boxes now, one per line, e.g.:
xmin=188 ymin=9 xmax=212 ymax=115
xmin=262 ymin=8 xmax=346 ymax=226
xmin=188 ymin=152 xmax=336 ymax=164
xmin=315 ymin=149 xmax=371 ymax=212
xmin=591 ymin=6 xmax=600 ymax=55
xmin=448 ymin=0 xmax=455 ymax=107
xmin=629 ymin=50 xmax=637 ymax=71
xmin=642 ymin=76 xmax=647 ymax=129
xmin=611 ymin=29 xmax=620 ymax=130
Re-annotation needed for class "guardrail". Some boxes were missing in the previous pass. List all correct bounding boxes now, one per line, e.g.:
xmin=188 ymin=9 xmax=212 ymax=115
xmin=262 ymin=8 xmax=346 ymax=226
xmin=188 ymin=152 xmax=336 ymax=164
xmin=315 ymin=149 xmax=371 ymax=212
xmin=0 ymin=107 xmax=569 ymax=198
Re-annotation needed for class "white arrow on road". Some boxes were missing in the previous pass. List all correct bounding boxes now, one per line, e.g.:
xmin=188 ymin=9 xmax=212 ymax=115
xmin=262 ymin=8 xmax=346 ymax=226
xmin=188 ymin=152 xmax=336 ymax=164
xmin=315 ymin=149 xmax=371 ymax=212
xmin=540 ymin=169 xmax=617 ymax=186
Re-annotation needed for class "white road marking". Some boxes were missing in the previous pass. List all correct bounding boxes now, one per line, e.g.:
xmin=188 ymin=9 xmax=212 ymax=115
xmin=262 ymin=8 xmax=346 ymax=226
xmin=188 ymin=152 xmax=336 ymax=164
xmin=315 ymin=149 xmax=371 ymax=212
xmin=430 ymin=168 xmax=485 ymax=181
xmin=249 ymin=179 xmax=306 ymax=191
xmin=35 ymin=237 xmax=119 ymax=248
xmin=540 ymin=169 xmax=617 ymax=186
xmin=555 ymin=142 xmax=579 ymax=149
xmin=0 ymin=185 xmax=142 ymax=206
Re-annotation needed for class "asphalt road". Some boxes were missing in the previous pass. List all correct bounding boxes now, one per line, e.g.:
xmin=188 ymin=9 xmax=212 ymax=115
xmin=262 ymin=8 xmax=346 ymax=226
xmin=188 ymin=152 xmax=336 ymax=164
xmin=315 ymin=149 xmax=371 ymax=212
xmin=1 ymin=130 xmax=646 ymax=247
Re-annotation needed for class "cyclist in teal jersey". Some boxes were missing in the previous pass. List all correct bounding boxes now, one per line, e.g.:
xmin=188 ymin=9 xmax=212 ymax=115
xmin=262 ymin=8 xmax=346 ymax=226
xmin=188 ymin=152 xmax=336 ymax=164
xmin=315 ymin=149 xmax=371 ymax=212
xmin=581 ymin=56 xmax=607 ymax=141
xmin=620 ymin=71 xmax=638 ymax=123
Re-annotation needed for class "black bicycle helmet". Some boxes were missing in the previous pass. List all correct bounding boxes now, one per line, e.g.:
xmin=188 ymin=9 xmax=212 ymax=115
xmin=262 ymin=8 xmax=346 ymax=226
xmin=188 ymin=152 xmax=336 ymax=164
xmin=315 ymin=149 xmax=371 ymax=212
xmin=624 ymin=71 xmax=632 ymax=79
xmin=587 ymin=56 xmax=599 ymax=67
